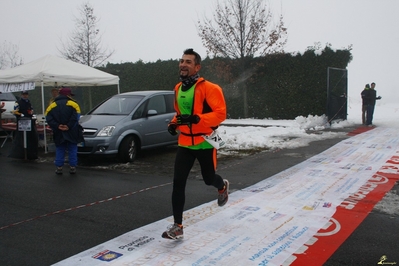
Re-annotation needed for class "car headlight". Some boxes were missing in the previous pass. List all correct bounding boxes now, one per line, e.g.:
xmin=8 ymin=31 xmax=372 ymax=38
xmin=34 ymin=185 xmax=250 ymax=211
xmin=97 ymin=126 xmax=115 ymax=137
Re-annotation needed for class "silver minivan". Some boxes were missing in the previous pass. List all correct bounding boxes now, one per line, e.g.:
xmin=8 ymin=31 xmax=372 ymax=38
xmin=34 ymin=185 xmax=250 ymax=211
xmin=78 ymin=90 xmax=177 ymax=163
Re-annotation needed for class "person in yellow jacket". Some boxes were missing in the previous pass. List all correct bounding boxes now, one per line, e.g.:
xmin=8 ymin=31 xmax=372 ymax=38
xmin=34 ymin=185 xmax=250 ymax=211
xmin=162 ymin=48 xmax=229 ymax=240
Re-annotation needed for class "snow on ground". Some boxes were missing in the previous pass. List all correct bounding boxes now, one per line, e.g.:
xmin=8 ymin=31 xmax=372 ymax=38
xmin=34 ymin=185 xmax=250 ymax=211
xmin=220 ymin=101 xmax=398 ymax=153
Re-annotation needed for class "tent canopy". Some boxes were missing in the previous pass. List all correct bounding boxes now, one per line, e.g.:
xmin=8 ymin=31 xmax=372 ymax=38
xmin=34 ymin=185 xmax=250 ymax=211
xmin=0 ymin=54 xmax=119 ymax=87
xmin=0 ymin=55 xmax=120 ymax=153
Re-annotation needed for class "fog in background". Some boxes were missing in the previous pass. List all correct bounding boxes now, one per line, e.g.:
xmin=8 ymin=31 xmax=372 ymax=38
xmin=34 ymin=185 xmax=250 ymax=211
xmin=1 ymin=0 xmax=398 ymax=107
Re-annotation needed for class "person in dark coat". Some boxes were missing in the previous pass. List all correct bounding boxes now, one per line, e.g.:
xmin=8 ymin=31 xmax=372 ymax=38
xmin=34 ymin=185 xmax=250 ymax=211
xmin=363 ymin=82 xmax=382 ymax=127
xmin=9 ymin=90 xmax=38 ymax=160
xmin=360 ymin=84 xmax=370 ymax=125
xmin=45 ymin=87 xmax=83 ymax=174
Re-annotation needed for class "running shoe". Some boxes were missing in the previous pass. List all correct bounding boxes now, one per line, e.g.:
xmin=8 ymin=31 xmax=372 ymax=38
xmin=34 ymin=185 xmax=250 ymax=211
xmin=69 ymin=167 xmax=76 ymax=174
xmin=55 ymin=167 xmax=63 ymax=175
xmin=218 ymin=179 xmax=229 ymax=206
xmin=161 ymin=223 xmax=184 ymax=240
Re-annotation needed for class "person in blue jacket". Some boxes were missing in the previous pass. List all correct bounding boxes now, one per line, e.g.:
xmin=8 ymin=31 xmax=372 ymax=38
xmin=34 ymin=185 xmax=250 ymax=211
xmin=45 ymin=87 xmax=83 ymax=174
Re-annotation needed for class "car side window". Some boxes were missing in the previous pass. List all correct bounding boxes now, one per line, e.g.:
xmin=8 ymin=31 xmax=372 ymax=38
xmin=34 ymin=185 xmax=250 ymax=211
xmin=132 ymin=102 xmax=146 ymax=119
xmin=165 ymin=94 xmax=175 ymax=113
xmin=0 ymin=92 xmax=17 ymax=101
xmin=147 ymin=95 xmax=166 ymax=115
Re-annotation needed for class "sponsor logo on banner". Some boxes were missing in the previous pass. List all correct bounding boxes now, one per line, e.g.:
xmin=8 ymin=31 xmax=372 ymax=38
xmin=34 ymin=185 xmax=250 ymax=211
xmin=244 ymin=206 xmax=260 ymax=212
xmin=302 ymin=201 xmax=322 ymax=211
xmin=230 ymin=206 xmax=259 ymax=220
xmin=118 ymin=236 xmax=155 ymax=251
xmin=270 ymin=213 xmax=286 ymax=221
xmin=92 ymin=250 xmax=122 ymax=262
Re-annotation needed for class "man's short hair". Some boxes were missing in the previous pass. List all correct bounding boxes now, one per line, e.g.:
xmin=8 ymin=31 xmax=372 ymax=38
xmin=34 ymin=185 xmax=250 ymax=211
xmin=183 ymin=48 xmax=201 ymax=65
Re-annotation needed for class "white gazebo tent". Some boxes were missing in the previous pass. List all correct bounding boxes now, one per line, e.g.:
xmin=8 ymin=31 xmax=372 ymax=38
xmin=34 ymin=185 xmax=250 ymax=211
xmin=0 ymin=54 xmax=120 ymax=152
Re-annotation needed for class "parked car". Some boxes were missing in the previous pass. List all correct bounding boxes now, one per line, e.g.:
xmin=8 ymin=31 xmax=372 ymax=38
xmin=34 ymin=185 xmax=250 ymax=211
xmin=78 ymin=90 xmax=178 ymax=163
xmin=0 ymin=92 xmax=17 ymax=121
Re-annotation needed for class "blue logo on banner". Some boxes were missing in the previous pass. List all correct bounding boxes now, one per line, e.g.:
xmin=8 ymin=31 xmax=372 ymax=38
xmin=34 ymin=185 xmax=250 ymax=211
xmin=92 ymin=250 xmax=123 ymax=262
xmin=245 ymin=206 xmax=260 ymax=212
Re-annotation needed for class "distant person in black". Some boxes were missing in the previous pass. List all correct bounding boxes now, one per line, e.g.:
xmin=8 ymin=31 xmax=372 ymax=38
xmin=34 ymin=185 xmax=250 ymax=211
xmin=360 ymin=84 xmax=370 ymax=125
xmin=9 ymin=91 xmax=38 ymax=160
xmin=363 ymin=82 xmax=381 ymax=127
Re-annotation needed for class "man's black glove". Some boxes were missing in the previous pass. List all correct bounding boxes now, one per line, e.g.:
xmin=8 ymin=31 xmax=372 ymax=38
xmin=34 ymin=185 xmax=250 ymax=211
xmin=376 ymin=96 xmax=382 ymax=100
xmin=168 ymin=123 xmax=178 ymax=136
xmin=176 ymin=114 xmax=200 ymax=125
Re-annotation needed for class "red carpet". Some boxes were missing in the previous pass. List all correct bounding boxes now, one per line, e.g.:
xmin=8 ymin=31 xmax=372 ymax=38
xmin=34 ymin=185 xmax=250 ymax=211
xmin=347 ymin=125 xmax=375 ymax=136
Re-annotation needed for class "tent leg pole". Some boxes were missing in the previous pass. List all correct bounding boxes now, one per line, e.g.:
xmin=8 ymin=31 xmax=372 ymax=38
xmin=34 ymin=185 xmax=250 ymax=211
xmin=41 ymin=82 xmax=47 ymax=154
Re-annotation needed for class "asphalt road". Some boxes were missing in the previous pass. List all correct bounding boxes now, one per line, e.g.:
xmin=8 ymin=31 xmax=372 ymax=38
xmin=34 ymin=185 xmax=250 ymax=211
xmin=0 ymin=126 xmax=398 ymax=266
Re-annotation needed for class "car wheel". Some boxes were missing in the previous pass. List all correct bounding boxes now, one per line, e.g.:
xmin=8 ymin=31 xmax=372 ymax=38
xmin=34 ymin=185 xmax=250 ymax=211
xmin=118 ymin=135 xmax=138 ymax=163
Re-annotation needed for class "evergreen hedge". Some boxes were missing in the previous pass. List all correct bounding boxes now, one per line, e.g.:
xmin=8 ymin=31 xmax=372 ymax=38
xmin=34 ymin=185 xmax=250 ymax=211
xmin=24 ymin=45 xmax=352 ymax=119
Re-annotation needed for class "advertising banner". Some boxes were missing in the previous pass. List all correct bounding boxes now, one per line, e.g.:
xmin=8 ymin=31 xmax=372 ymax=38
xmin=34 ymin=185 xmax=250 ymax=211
xmin=54 ymin=127 xmax=399 ymax=266
xmin=0 ymin=82 xmax=35 ymax=93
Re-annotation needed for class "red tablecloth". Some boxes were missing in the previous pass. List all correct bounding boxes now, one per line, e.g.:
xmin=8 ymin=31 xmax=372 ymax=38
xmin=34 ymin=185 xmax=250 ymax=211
xmin=1 ymin=123 xmax=52 ymax=134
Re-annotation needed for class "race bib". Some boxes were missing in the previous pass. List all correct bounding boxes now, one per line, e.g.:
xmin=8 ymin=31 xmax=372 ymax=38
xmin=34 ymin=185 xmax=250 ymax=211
xmin=202 ymin=130 xmax=225 ymax=149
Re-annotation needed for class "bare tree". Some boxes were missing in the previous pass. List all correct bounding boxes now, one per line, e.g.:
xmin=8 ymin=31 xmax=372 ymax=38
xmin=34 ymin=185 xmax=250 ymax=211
xmin=59 ymin=2 xmax=114 ymax=110
xmin=0 ymin=41 xmax=23 ymax=69
xmin=59 ymin=2 xmax=114 ymax=67
xmin=198 ymin=0 xmax=287 ymax=58
xmin=198 ymin=0 xmax=287 ymax=117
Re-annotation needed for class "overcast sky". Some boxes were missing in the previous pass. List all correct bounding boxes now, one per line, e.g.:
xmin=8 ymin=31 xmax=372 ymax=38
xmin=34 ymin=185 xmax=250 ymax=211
xmin=1 ymin=0 xmax=398 ymax=104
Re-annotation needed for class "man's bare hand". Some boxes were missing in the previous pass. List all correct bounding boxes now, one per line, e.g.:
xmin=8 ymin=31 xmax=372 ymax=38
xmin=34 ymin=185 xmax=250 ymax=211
xmin=58 ymin=124 xmax=69 ymax=131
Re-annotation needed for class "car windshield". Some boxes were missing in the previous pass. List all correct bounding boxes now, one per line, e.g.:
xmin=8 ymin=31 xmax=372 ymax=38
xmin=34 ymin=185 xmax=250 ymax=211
xmin=0 ymin=92 xmax=17 ymax=101
xmin=91 ymin=95 xmax=144 ymax=115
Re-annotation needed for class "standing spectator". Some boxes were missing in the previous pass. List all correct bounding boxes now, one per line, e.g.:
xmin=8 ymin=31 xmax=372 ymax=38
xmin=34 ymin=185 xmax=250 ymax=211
xmin=45 ymin=87 xmax=83 ymax=174
xmin=9 ymin=90 xmax=38 ymax=160
xmin=364 ymin=82 xmax=382 ymax=127
xmin=13 ymin=91 xmax=34 ymax=119
xmin=360 ymin=84 xmax=370 ymax=125
xmin=161 ymin=48 xmax=229 ymax=240
xmin=48 ymin=88 xmax=59 ymax=106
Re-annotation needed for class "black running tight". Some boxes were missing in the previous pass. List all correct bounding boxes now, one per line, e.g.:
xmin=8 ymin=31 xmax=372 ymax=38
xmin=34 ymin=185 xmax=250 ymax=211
xmin=172 ymin=147 xmax=225 ymax=224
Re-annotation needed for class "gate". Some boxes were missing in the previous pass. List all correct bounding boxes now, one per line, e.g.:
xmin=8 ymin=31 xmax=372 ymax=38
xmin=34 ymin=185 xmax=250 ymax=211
xmin=327 ymin=67 xmax=348 ymax=122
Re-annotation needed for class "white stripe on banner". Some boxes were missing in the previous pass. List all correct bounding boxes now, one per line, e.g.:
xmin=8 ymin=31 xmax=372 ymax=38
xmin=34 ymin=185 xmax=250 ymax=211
xmin=53 ymin=127 xmax=399 ymax=266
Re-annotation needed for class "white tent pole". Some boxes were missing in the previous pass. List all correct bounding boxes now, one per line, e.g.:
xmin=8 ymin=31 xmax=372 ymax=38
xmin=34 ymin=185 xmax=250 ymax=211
xmin=117 ymin=82 xmax=120 ymax=94
xmin=41 ymin=81 xmax=45 ymax=114
xmin=41 ymin=81 xmax=48 ymax=153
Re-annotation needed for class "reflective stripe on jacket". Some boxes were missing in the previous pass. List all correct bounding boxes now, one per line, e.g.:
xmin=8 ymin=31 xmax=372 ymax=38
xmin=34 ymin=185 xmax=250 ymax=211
xmin=45 ymin=95 xmax=82 ymax=145
xmin=171 ymin=77 xmax=227 ymax=146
